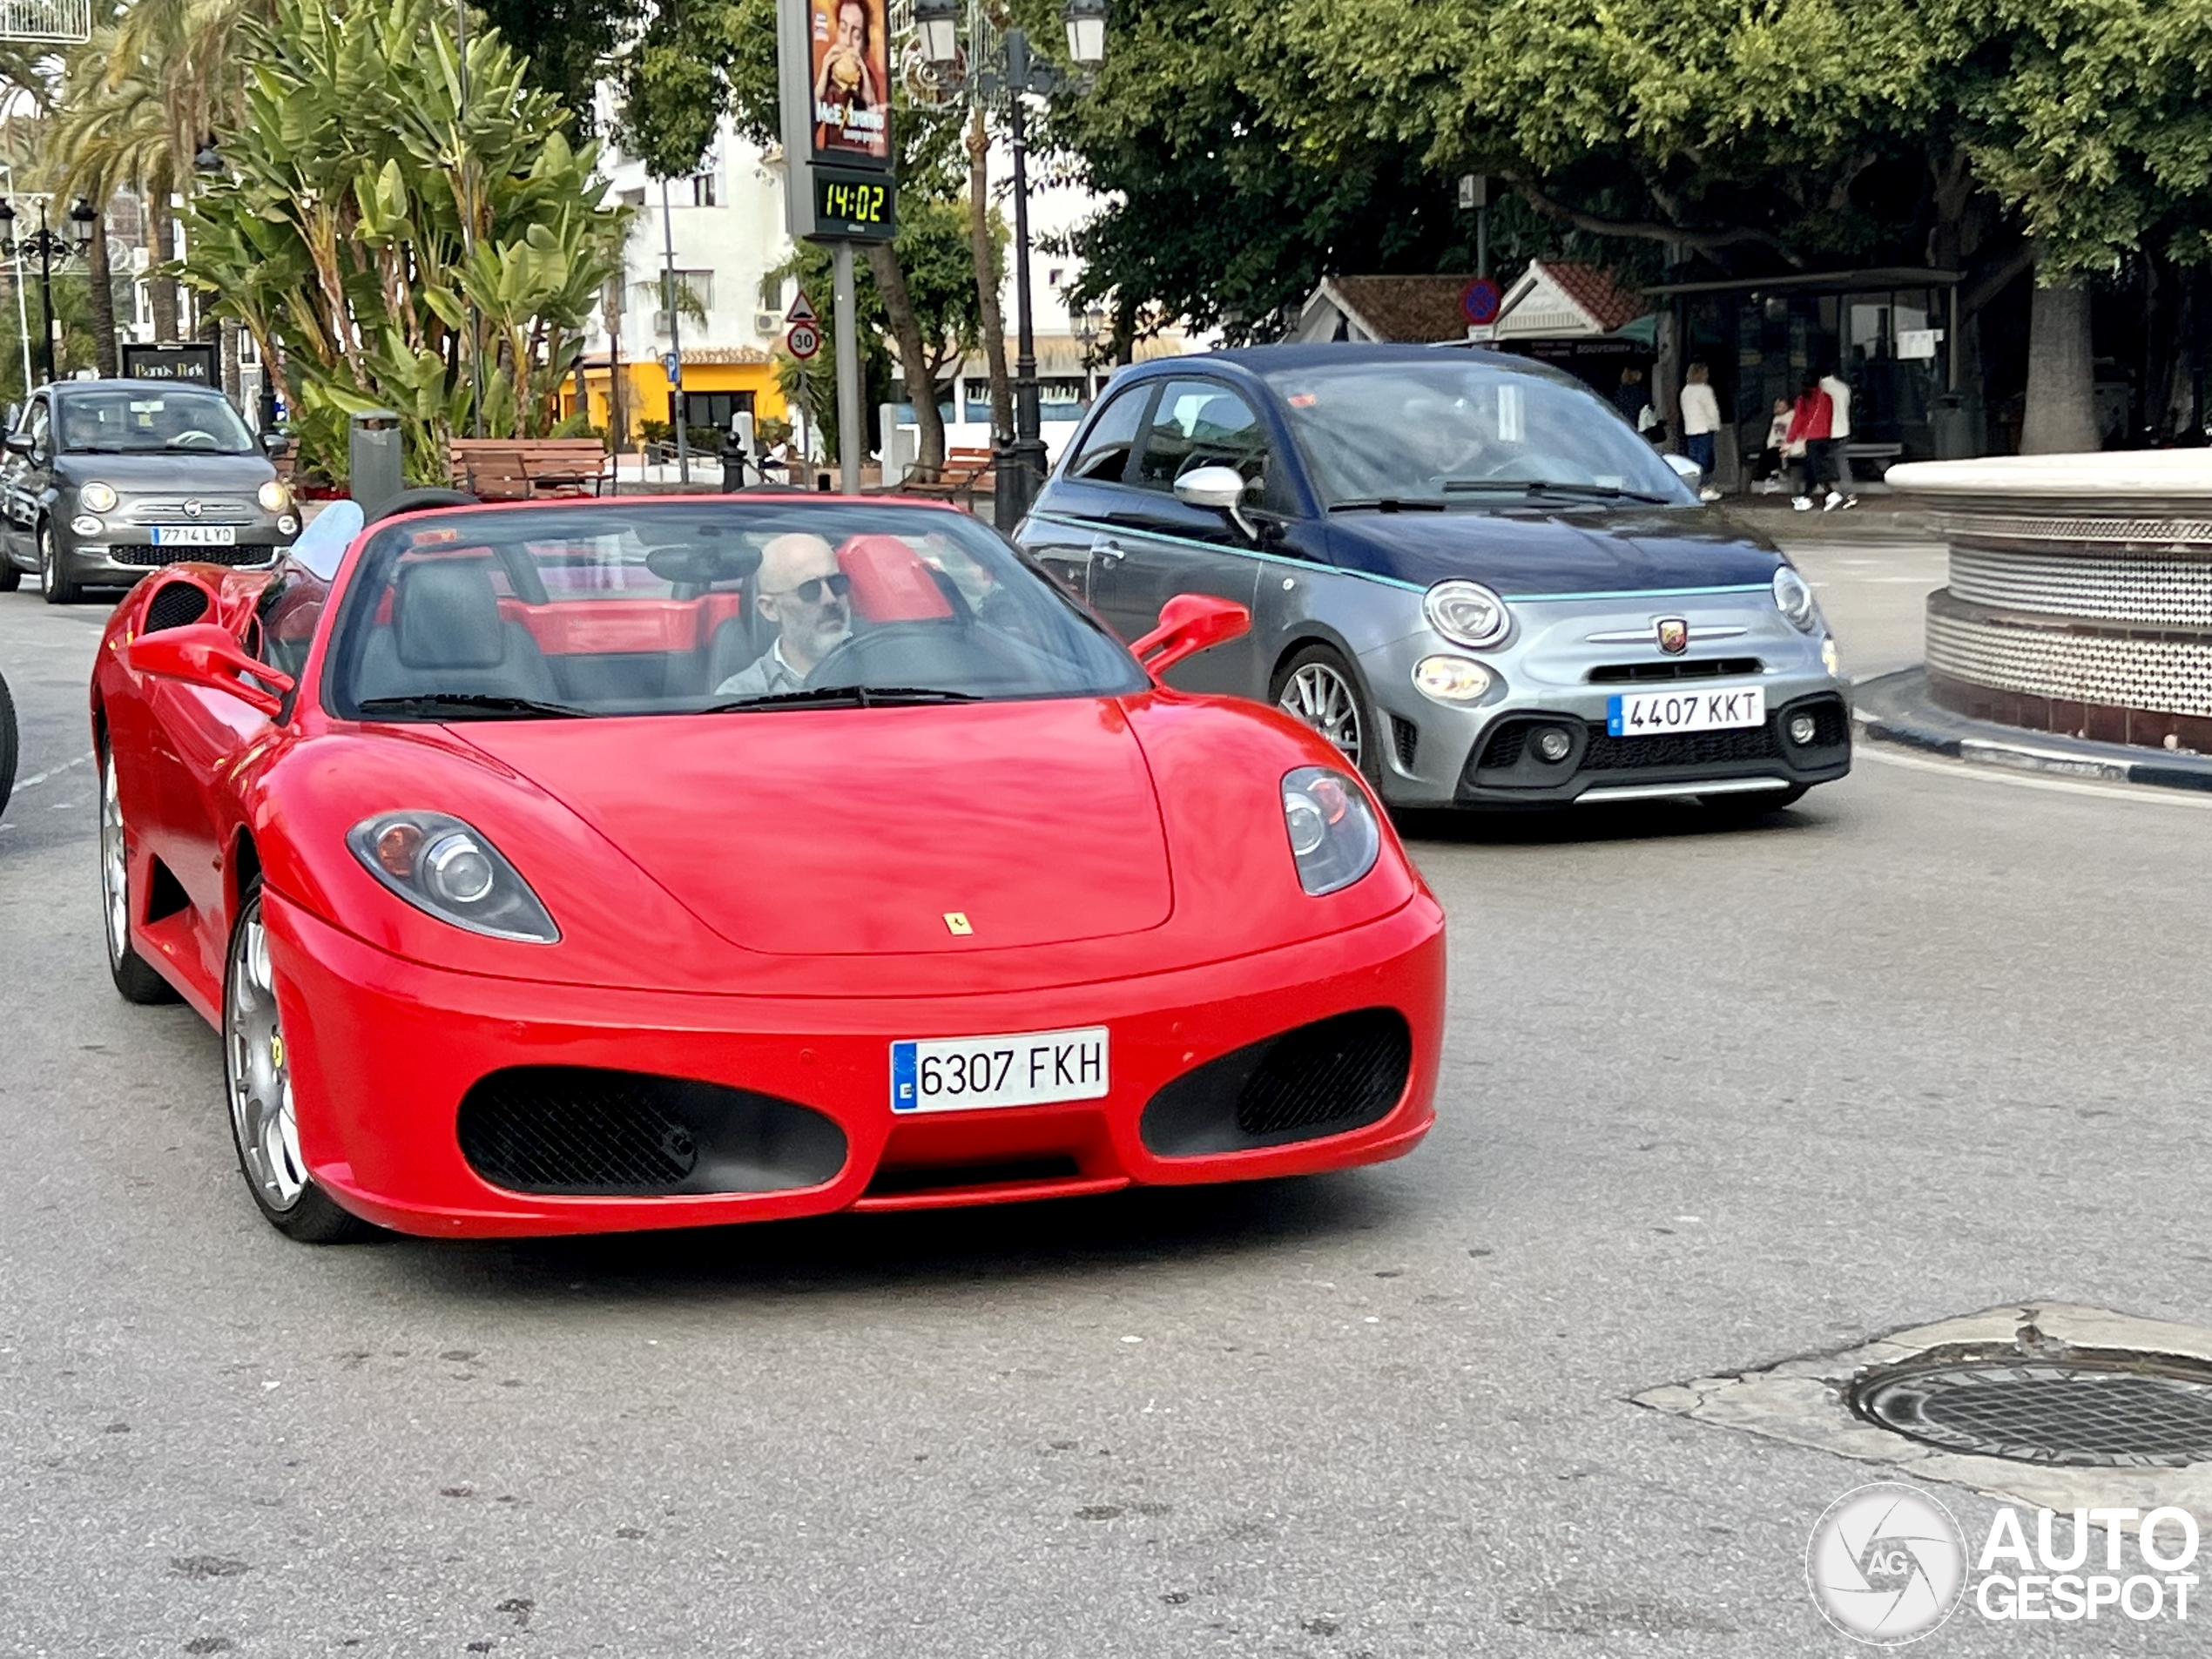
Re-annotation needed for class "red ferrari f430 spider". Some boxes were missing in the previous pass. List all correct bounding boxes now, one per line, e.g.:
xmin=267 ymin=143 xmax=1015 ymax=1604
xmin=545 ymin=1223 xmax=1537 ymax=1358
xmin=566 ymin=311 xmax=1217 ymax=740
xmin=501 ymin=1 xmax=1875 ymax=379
xmin=90 ymin=495 xmax=1443 ymax=1241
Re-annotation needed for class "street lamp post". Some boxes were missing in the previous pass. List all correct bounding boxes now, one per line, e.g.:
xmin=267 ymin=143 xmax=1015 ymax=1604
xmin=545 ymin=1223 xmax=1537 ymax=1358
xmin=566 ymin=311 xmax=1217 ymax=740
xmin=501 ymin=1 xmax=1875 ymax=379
xmin=917 ymin=0 xmax=1105 ymax=530
xmin=0 ymin=199 xmax=94 ymax=386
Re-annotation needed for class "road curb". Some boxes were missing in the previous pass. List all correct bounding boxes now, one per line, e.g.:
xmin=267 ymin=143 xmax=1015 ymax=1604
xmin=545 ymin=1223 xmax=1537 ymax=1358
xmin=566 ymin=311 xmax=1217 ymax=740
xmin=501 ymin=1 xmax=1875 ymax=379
xmin=1852 ymin=668 xmax=2212 ymax=793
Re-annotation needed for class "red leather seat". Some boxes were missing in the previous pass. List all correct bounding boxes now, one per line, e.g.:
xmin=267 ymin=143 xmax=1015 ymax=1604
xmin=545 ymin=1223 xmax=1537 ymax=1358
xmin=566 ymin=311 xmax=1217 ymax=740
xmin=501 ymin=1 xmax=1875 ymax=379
xmin=837 ymin=535 xmax=954 ymax=624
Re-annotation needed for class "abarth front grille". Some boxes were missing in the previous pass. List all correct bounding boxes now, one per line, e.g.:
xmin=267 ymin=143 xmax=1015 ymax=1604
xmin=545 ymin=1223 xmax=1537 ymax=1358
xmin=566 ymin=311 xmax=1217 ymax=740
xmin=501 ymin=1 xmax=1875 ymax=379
xmin=1587 ymin=657 xmax=1764 ymax=684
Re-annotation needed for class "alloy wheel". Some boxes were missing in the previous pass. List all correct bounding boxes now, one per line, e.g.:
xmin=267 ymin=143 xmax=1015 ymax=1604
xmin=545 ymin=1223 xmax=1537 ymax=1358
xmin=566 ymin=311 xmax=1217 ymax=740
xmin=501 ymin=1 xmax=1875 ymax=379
xmin=1278 ymin=662 xmax=1364 ymax=769
xmin=100 ymin=754 xmax=128 ymax=968
xmin=226 ymin=902 xmax=307 ymax=1211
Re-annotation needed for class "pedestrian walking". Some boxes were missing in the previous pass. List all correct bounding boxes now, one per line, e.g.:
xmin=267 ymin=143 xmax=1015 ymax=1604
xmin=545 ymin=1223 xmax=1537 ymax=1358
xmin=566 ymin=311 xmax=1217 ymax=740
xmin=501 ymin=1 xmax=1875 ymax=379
xmin=1818 ymin=367 xmax=1858 ymax=509
xmin=1785 ymin=373 xmax=1844 ymax=511
xmin=1679 ymin=362 xmax=1723 ymax=501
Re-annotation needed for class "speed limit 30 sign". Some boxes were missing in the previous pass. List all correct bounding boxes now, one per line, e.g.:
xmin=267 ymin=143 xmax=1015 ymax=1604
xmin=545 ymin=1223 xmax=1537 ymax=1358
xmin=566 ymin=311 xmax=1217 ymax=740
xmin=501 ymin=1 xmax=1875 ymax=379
xmin=786 ymin=320 xmax=821 ymax=360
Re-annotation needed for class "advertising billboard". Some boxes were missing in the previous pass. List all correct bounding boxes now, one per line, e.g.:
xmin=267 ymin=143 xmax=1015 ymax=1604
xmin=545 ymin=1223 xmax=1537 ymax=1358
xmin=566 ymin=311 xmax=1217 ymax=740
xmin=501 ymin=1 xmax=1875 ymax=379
xmin=805 ymin=0 xmax=889 ymax=166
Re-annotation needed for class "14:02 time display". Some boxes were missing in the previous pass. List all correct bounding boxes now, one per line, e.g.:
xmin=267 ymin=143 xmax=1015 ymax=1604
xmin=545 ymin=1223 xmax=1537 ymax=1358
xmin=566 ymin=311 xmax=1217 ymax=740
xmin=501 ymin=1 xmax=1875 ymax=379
xmin=813 ymin=172 xmax=895 ymax=239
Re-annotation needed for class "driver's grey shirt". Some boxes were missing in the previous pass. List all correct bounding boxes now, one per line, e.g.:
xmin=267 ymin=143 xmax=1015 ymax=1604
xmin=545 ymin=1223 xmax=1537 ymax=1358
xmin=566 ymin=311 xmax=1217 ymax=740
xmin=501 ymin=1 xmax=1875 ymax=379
xmin=715 ymin=640 xmax=806 ymax=698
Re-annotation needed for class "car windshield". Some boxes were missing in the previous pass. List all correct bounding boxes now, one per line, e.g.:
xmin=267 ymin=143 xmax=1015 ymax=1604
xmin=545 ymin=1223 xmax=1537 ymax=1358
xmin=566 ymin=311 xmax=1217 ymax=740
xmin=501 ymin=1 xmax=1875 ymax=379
xmin=57 ymin=389 xmax=256 ymax=455
xmin=1263 ymin=359 xmax=1696 ymax=509
xmin=323 ymin=501 xmax=1148 ymax=721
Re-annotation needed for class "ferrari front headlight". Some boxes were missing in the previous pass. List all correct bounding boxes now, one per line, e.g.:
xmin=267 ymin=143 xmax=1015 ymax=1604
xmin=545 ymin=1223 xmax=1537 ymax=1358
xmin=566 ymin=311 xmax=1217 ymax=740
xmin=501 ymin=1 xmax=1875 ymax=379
xmin=258 ymin=479 xmax=293 ymax=514
xmin=79 ymin=481 xmax=118 ymax=513
xmin=347 ymin=811 xmax=558 ymax=942
xmin=1281 ymin=766 xmax=1381 ymax=896
xmin=1424 ymin=579 xmax=1511 ymax=649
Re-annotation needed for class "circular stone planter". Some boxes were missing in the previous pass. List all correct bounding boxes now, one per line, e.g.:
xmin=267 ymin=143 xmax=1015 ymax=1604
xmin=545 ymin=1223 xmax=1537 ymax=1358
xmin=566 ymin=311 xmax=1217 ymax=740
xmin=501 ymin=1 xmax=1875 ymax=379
xmin=1887 ymin=451 xmax=2212 ymax=752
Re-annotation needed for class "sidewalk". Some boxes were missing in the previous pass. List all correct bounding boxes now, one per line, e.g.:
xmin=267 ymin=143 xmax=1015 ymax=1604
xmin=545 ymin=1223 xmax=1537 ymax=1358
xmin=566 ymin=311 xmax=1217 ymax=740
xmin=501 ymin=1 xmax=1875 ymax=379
xmin=1717 ymin=490 xmax=1934 ymax=543
xmin=1854 ymin=667 xmax=2212 ymax=792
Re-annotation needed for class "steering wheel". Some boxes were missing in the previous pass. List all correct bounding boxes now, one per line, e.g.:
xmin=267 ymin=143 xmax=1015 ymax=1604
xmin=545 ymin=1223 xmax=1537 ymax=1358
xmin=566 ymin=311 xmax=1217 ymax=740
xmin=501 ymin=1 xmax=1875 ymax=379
xmin=169 ymin=430 xmax=221 ymax=450
xmin=806 ymin=619 xmax=971 ymax=691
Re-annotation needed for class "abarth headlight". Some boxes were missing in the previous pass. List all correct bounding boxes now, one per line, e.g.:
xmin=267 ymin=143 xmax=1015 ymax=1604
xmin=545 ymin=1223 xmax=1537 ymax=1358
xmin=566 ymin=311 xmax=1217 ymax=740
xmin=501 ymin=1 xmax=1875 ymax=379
xmin=1424 ymin=579 xmax=1511 ymax=649
xmin=79 ymin=481 xmax=118 ymax=513
xmin=1281 ymin=766 xmax=1381 ymax=896
xmin=1773 ymin=566 xmax=1820 ymax=634
xmin=257 ymin=479 xmax=292 ymax=513
xmin=1413 ymin=654 xmax=1494 ymax=705
xmin=347 ymin=811 xmax=559 ymax=942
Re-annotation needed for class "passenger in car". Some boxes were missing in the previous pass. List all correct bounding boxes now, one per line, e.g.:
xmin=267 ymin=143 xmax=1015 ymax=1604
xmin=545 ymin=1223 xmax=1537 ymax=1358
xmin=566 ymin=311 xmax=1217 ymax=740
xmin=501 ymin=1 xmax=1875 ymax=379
xmin=715 ymin=531 xmax=853 ymax=696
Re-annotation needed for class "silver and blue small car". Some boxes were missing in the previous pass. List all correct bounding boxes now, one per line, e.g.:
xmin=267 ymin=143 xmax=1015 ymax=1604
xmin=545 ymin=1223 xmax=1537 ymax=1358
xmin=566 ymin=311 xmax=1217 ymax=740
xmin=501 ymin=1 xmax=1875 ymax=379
xmin=1017 ymin=344 xmax=1850 ymax=814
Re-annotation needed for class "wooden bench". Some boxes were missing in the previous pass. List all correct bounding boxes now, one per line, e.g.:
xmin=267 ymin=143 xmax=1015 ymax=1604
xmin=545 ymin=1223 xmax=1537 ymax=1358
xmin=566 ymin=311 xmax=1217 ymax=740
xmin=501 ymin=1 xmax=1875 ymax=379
xmin=448 ymin=438 xmax=612 ymax=500
xmin=898 ymin=446 xmax=995 ymax=510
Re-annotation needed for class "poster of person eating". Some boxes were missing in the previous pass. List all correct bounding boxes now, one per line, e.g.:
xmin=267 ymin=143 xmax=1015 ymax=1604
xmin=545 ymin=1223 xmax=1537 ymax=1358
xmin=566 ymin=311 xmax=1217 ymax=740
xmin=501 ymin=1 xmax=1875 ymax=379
xmin=810 ymin=0 xmax=890 ymax=165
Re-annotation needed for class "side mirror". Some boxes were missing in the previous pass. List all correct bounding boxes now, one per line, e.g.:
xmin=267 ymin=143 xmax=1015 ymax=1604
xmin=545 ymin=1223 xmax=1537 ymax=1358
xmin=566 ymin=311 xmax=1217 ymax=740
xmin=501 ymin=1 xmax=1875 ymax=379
xmin=1174 ymin=463 xmax=1263 ymax=540
xmin=260 ymin=429 xmax=292 ymax=457
xmin=3 ymin=431 xmax=33 ymax=455
xmin=126 ymin=623 xmax=293 ymax=718
xmin=1664 ymin=453 xmax=1703 ymax=482
xmin=1129 ymin=592 xmax=1251 ymax=682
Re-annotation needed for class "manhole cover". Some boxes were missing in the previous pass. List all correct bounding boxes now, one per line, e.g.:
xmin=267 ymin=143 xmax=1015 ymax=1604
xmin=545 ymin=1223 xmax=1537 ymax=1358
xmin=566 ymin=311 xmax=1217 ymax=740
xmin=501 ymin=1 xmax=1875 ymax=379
xmin=1854 ymin=1353 xmax=2212 ymax=1468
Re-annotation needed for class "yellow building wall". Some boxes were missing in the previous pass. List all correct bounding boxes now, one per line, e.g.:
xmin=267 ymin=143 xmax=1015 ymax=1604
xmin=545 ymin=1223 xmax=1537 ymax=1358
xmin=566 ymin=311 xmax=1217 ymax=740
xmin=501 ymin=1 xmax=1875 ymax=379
xmin=563 ymin=362 xmax=789 ymax=445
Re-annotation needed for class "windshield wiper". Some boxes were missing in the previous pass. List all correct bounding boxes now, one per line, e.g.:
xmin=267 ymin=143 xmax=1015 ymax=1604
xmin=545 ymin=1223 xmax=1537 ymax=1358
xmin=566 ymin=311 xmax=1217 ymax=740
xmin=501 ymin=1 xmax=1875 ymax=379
xmin=1443 ymin=479 xmax=1676 ymax=505
xmin=1328 ymin=497 xmax=1447 ymax=513
xmin=357 ymin=693 xmax=592 ymax=720
xmin=699 ymin=685 xmax=982 ymax=712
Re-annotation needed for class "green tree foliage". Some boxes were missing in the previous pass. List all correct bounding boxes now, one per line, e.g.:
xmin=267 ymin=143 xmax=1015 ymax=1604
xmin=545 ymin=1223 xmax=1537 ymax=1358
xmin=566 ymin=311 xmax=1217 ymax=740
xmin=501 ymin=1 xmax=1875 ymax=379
xmin=475 ymin=0 xmax=640 ymax=132
xmin=179 ymin=0 xmax=628 ymax=482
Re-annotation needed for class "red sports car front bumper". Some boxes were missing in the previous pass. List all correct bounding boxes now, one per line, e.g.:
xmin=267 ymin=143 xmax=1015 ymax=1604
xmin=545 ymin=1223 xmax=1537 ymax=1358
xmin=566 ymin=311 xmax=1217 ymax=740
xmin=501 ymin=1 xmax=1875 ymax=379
xmin=266 ymin=891 xmax=1447 ymax=1238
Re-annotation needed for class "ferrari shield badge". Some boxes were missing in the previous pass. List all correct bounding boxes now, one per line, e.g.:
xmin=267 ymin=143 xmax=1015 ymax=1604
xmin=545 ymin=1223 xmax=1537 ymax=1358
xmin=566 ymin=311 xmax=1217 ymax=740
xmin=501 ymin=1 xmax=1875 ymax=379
xmin=1656 ymin=617 xmax=1689 ymax=655
xmin=943 ymin=912 xmax=973 ymax=936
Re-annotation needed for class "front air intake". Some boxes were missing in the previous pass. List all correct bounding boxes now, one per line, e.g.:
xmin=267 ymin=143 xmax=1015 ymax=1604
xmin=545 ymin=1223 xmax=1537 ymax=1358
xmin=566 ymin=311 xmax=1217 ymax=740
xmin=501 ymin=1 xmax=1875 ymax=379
xmin=456 ymin=1067 xmax=846 ymax=1197
xmin=1140 ymin=1008 xmax=1413 ymax=1157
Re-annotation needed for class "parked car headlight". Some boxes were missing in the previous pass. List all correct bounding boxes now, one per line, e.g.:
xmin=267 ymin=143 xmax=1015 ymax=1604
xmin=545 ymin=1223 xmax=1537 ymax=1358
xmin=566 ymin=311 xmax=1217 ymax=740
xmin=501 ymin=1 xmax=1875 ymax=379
xmin=79 ymin=482 xmax=117 ymax=513
xmin=257 ymin=480 xmax=292 ymax=513
xmin=1281 ymin=766 xmax=1381 ymax=896
xmin=1773 ymin=566 xmax=1820 ymax=634
xmin=346 ymin=811 xmax=559 ymax=942
xmin=1424 ymin=579 xmax=1511 ymax=649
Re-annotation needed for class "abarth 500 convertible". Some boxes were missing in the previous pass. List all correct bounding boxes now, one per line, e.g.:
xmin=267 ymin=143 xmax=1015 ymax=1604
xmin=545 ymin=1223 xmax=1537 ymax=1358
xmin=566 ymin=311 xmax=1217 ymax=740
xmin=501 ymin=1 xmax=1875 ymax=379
xmin=1018 ymin=345 xmax=1851 ymax=816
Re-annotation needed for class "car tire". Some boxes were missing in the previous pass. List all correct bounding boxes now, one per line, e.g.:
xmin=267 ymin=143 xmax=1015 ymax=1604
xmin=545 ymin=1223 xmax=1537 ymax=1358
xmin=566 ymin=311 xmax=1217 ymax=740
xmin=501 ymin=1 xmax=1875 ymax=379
xmin=224 ymin=881 xmax=376 ymax=1244
xmin=0 ymin=551 xmax=19 ymax=592
xmin=0 ymin=670 xmax=15 ymax=818
xmin=99 ymin=748 xmax=181 ymax=1005
xmin=1272 ymin=644 xmax=1381 ymax=785
xmin=1699 ymin=785 xmax=1808 ymax=821
xmin=39 ymin=522 xmax=80 ymax=606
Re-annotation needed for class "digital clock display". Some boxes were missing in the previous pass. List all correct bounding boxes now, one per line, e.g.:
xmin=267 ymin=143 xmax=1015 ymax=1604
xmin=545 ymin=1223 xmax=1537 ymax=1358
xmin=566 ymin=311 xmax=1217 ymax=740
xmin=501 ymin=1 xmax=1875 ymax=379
xmin=811 ymin=168 xmax=896 ymax=239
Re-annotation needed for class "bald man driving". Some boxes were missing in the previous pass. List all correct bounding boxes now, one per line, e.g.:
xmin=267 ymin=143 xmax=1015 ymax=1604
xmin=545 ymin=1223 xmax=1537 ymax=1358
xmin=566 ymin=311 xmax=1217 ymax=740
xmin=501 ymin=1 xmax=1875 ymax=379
xmin=716 ymin=532 xmax=853 ymax=698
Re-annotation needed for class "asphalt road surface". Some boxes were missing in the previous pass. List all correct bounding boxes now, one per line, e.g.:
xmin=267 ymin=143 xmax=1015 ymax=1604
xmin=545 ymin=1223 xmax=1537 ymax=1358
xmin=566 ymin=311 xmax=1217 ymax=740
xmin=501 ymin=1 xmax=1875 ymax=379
xmin=5 ymin=537 xmax=2210 ymax=1656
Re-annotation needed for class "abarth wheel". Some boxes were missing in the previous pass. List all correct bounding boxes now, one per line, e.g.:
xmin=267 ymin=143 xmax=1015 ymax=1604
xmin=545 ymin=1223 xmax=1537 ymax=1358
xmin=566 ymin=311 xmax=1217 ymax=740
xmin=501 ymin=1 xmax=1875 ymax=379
xmin=1274 ymin=644 xmax=1377 ymax=782
xmin=100 ymin=750 xmax=180 ymax=1004
xmin=40 ymin=522 xmax=80 ymax=605
xmin=224 ymin=885 xmax=373 ymax=1243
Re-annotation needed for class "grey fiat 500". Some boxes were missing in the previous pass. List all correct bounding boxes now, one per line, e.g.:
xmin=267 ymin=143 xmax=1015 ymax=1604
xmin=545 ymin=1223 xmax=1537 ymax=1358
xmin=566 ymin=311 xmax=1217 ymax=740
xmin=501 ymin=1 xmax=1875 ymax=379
xmin=1016 ymin=344 xmax=1851 ymax=814
xmin=0 ymin=380 xmax=295 ymax=605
